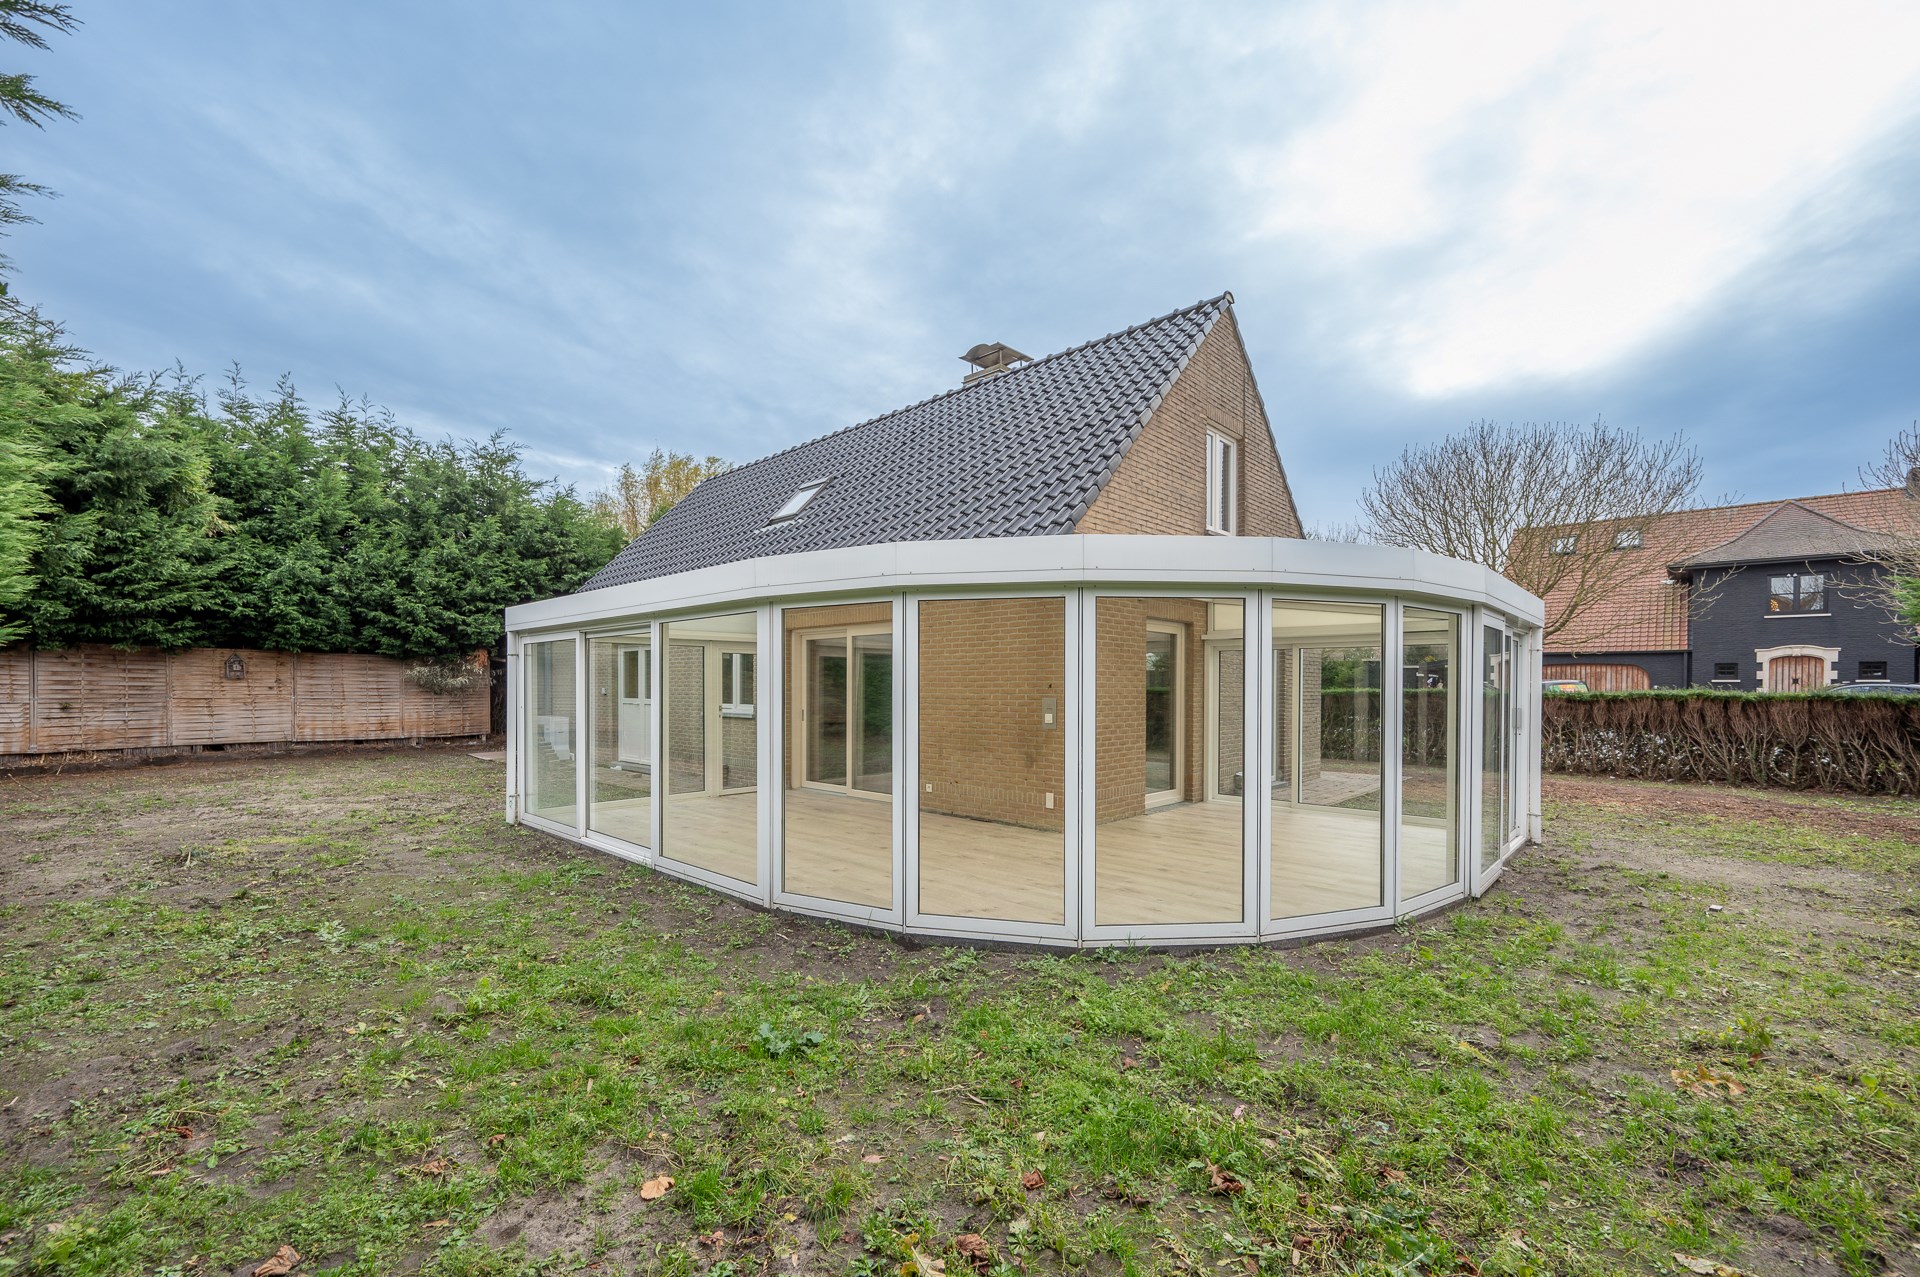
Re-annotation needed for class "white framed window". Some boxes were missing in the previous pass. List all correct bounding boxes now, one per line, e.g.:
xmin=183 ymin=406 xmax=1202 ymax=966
xmin=720 ymin=649 xmax=756 ymax=715
xmin=619 ymin=647 xmax=651 ymax=701
xmin=1551 ymin=534 xmax=1578 ymax=555
xmin=1612 ymin=529 xmax=1642 ymax=550
xmin=1205 ymin=432 xmax=1237 ymax=534
xmin=768 ymin=480 xmax=829 ymax=524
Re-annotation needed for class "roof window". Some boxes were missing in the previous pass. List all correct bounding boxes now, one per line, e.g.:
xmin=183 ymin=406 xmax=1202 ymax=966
xmin=768 ymin=479 xmax=829 ymax=524
xmin=1612 ymin=529 xmax=1642 ymax=550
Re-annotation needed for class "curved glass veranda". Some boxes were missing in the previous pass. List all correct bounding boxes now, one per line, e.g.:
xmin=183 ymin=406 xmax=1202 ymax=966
xmin=505 ymin=537 xmax=1543 ymax=947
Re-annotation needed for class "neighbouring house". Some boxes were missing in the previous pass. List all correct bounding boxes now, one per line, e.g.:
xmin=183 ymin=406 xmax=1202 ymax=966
xmin=1538 ymin=484 xmax=1920 ymax=691
xmin=503 ymin=294 xmax=1544 ymax=949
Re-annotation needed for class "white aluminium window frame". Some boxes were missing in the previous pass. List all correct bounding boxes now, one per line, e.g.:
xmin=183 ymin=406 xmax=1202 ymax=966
xmin=505 ymin=535 xmax=1547 ymax=950
xmin=1206 ymin=432 xmax=1238 ymax=535
xmin=718 ymin=648 xmax=756 ymax=716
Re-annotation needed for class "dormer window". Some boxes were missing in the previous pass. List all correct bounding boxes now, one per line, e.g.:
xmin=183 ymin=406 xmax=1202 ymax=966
xmin=1206 ymin=432 xmax=1237 ymax=534
xmin=769 ymin=479 xmax=829 ymax=524
xmin=1612 ymin=529 xmax=1642 ymax=550
xmin=1551 ymin=535 xmax=1578 ymax=555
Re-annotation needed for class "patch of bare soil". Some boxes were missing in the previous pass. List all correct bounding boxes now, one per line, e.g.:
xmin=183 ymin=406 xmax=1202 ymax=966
xmin=1545 ymin=773 xmax=1920 ymax=842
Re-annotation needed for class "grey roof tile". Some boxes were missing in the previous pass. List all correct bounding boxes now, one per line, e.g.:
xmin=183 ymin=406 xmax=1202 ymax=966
xmin=1669 ymin=500 xmax=1898 ymax=570
xmin=577 ymin=293 xmax=1231 ymax=591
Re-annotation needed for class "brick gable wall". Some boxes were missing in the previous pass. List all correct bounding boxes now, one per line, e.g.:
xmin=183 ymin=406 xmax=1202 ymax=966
xmin=1075 ymin=312 xmax=1302 ymax=539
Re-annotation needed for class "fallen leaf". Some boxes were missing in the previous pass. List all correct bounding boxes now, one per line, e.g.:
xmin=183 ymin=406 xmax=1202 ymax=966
xmin=954 ymin=1232 xmax=993 ymax=1274
xmin=1207 ymin=1163 xmax=1245 ymax=1196
xmin=1230 ymin=1104 xmax=1247 ymax=1120
xmin=486 ymin=1133 xmax=507 ymax=1147
xmin=147 ymin=1165 xmax=175 ymax=1176
xmin=1671 ymin=1065 xmax=1746 ymax=1098
xmin=251 ymin=1245 xmax=301 ymax=1277
xmin=1673 ymin=1256 xmax=1747 ymax=1276
xmin=698 ymin=1229 xmax=726 ymax=1249
xmin=863 ymin=1153 xmax=885 ymax=1164
xmin=907 ymin=1246 xmax=946 ymax=1275
xmin=1021 ymin=1170 xmax=1045 ymax=1191
xmin=415 ymin=1157 xmax=453 ymax=1176
xmin=1120 ymin=1056 xmax=1138 ymax=1071
xmin=424 ymin=1219 xmax=450 ymax=1229
xmin=1377 ymin=1165 xmax=1407 ymax=1183
xmin=640 ymin=1174 xmax=674 ymax=1200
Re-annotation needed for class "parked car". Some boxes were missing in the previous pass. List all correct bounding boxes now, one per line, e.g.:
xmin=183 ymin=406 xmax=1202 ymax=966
xmin=1822 ymin=682 xmax=1920 ymax=697
xmin=1543 ymin=678 xmax=1589 ymax=693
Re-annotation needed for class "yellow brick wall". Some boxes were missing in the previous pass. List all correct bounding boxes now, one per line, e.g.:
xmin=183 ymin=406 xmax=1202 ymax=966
xmin=1077 ymin=311 xmax=1302 ymax=538
xmin=917 ymin=597 xmax=1066 ymax=831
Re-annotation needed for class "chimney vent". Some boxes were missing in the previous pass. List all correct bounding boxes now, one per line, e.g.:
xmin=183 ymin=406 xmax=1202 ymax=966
xmin=959 ymin=342 xmax=1032 ymax=385
xmin=1907 ymin=464 xmax=1920 ymax=500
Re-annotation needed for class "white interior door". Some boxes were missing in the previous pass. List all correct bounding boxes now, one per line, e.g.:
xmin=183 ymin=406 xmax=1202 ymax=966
xmin=616 ymin=643 xmax=651 ymax=767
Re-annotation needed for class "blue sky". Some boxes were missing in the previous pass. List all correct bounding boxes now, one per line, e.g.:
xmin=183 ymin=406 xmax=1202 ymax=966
xmin=9 ymin=1 xmax=1920 ymax=528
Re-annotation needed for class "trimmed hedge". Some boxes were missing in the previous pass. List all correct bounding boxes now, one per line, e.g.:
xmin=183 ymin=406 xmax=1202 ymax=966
xmin=1543 ymin=689 xmax=1920 ymax=795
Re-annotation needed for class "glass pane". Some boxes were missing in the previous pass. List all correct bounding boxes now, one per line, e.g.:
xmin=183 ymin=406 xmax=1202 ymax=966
xmin=853 ymin=634 xmax=893 ymax=796
xmin=1271 ymin=601 xmax=1383 ymax=919
xmin=661 ymin=612 xmax=757 ymax=885
xmin=919 ymin=597 xmax=1065 ymax=924
xmin=588 ymin=635 xmax=652 ymax=848
xmin=1094 ymin=598 xmax=1243 ymax=926
xmin=1479 ymin=625 xmax=1508 ymax=871
xmin=1400 ymin=609 xmax=1459 ymax=898
xmin=524 ymin=638 xmax=577 ymax=824
xmin=1144 ymin=630 xmax=1177 ymax=796
xmin=783 ymin=603 xmax=892 ymax=908
xmin=805 ymin=638 xmax=849 ymax=785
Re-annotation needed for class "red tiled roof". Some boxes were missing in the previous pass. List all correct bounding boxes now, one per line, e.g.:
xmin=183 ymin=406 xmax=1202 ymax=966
xmin=1537 ymin=487 xmax=1917 ymax=653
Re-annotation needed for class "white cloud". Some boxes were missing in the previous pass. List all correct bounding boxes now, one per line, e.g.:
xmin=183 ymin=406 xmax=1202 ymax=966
xmin=1230 ymin=0 xmax=1920 ymax=395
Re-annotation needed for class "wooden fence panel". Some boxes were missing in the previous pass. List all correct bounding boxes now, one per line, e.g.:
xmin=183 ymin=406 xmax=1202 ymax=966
xmin=0 ymin=647 xmax=29 ymax=753
xmin=1 ymin=645 xmax=489 ymax=758
xmin=291 ymin=653 xmax=406 ymax=742
xmin=31 ymin=648 xmax=170 ymax=752
xmin=168 ymin=649 xmax=297 ymax=745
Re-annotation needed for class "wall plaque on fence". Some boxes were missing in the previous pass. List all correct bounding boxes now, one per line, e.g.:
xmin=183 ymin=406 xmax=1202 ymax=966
xmin=224 ymin=655 xmax=247 ymax=680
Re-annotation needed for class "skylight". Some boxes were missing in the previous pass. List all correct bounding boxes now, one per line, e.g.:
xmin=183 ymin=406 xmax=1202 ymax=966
xmin=768 ymin=479 xmax=829 ymax=524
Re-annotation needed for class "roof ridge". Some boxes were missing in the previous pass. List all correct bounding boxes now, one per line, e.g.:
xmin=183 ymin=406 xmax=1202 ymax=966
xmin=719 ymin=292 xmax=1234 ymax=475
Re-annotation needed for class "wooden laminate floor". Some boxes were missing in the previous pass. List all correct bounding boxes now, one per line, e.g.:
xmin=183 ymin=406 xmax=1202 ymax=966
xmin=557 ymin=786 xmax=1458 ymax=927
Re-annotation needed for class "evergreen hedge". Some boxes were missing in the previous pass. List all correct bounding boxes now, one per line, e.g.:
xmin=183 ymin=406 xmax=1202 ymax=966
xmin=0 ymin=300 xmax=625 ymax=659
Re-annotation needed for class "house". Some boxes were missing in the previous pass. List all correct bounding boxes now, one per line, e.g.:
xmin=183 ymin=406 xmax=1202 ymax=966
xmin=504 ymin=294 xmax=1544 ymax=949
xmin=1539 ymin=485 xmax=1919 ymax=691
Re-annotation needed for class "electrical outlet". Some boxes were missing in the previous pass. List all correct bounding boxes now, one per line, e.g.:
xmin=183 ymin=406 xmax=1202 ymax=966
xmin=1044 ymin=792 xmax=1055 ymax=810
xmin=925 ymin=783 xmax=933 ymax=792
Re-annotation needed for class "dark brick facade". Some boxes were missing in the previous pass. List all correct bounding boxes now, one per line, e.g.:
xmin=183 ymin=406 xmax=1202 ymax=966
xmin=1686 ymin=559 xmax=1918 ymax=690
xmin=1548 ymin=559 xmax=1917 ymax=690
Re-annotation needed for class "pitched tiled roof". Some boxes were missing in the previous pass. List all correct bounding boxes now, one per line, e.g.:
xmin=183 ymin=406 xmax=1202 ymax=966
xmin=1670 ymin=500 xmax=1897 ymax=570
xmin=1541 ymin=487 xmax=1918 ymax=653
xmin=579 ymin=294 xmax=1233 ymax=590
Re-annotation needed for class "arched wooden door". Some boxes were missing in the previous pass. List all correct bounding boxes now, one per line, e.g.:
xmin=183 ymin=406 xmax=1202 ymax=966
xmin=1765 ymin=654 xmax=1826 ymax=692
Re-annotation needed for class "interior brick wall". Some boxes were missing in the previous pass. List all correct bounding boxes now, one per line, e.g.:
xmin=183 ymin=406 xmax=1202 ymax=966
xmin=1076 ymin=312 xmax=1303 ymax=539
xmin=918 ymin=597 xmax=1065 ymax=831
xmin=665 ymin=643 xmax=706 ymax=794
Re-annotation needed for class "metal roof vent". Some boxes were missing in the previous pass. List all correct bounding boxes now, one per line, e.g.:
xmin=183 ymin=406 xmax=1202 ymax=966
xmin=959 ymin=341 xmax=1032 ymax=385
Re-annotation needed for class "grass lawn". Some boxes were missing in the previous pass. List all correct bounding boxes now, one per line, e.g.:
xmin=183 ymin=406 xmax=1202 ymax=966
xmin=2 ymin=752 xmax=1917 ymax=1276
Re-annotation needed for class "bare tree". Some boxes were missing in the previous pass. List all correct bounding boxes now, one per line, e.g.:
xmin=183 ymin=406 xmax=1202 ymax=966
xmin=1358 ymin=419 xmax=1703 ymax=641
xmin=589 ymin=448 xmax=731 ymax=541
xmin=1853 ymin=422 xmax=1920 ymax=629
